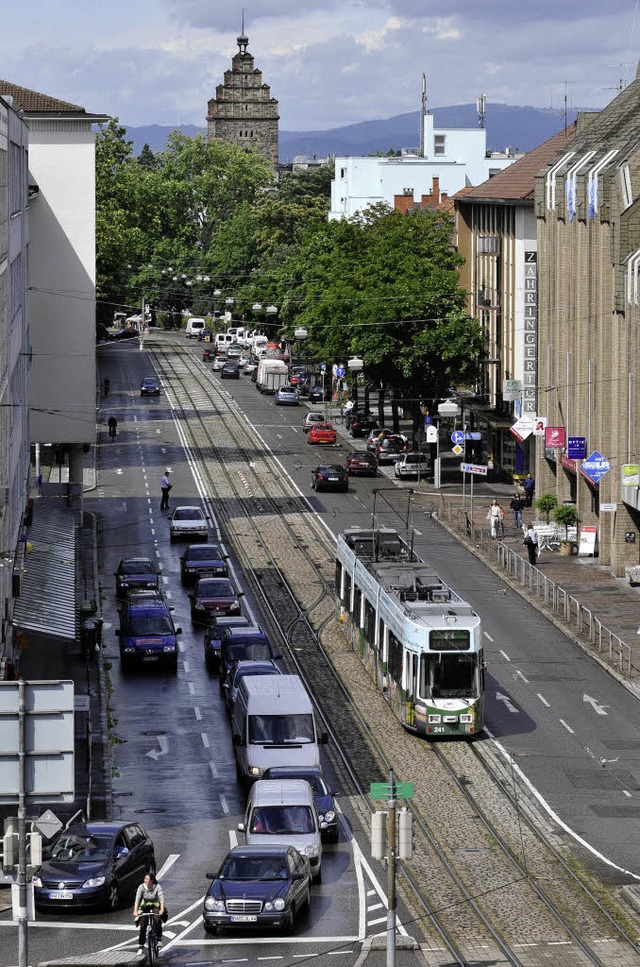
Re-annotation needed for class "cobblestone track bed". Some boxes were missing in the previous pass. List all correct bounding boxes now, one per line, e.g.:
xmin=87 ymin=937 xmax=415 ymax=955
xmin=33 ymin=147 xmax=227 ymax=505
xmin=150 ymin=340 xmax=640 ymax=966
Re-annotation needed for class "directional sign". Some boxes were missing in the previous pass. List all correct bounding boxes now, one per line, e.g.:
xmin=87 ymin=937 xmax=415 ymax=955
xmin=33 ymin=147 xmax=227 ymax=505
xmin=423 ymin=415 xmax=432 ymax=425
xmin=452 ymin=444 xmax=464 ymax=456
xmin=451 ymin=430 xmax=465 ymax=445
xmin=580 ymin=450 xmax=611 ymax=484
xmin=460 ymin=462 xmax=488 ymax=475
xmin=370 ymin=782 xmax=414 ymax=800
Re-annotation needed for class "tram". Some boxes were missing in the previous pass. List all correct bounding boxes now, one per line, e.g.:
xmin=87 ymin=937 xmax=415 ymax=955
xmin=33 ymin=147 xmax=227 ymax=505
xmin=335 ymin=527 xmax=485 ymax=737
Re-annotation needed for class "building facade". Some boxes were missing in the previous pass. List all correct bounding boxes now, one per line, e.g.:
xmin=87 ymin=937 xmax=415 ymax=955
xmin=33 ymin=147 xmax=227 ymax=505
xmin=206 ymin=32 xmax=279 ymax=169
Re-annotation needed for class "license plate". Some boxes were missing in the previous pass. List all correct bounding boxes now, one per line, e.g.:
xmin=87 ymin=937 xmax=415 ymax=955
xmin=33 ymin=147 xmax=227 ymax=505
xmin=230 ymin=914 xmax=257 ymax=922
xmin=49 ymin=891 xmax=73 ymax=900
xmin=142 ymin=656 xmax=159 ymax=662
xmin=328 ymin=477 xmax=338 ymax=481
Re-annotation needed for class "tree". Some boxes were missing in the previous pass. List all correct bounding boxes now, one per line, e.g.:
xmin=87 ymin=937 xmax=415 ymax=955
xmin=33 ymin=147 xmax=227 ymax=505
xmin=138 ymin=144 xmax=156 ymax=168
xmin=535 ymin=493 xmax=558 ymax=522
xmin=553 ymin=504 xmax=578 ymax=541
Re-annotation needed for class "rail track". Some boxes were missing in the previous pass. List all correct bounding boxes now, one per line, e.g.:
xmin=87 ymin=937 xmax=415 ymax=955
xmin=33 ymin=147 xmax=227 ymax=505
xmin=148 ymin=335 xmax=640 ymax=966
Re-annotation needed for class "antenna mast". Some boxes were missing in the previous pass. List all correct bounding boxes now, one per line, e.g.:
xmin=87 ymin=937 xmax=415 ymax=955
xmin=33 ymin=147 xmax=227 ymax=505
xmin=476 ymin=94 xmax=486 ymax=129
xmin=419 ymin=73 xmax=427 ymax=155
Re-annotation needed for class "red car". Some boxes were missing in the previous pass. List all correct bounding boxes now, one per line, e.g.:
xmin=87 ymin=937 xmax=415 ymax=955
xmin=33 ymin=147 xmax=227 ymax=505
xmin=345 ymin=451 xmax=378 ymax=476
xmin=190 ymin=577 xmax=244 ymax=624
xmin=308 ymin=422 xmax=337 ymax=445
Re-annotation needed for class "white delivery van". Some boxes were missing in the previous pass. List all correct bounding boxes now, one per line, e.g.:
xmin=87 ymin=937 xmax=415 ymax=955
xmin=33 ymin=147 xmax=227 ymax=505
xmin=252 ymin=335 xmax=268 ymax=356
xmin=231 ymin=675 xmax=328 ymax=784
xmin=214 ymin=332 xmax=234 ymax=352
xmin=256 ymin=359 xmax=288 ymax=394
xmin=185 ymin=317 xmax=206 ymax=339
xmin=239 ymin=779 xmax=323 ymax=881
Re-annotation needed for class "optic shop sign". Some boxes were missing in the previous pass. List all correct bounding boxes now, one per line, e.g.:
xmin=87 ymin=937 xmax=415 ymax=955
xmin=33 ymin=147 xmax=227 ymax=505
xmin=580 ymin=451 xmax=611 ymax=485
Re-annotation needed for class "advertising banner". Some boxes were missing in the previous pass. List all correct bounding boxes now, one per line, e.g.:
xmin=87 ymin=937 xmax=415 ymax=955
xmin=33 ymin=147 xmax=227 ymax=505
xmin=567 ymin=436 xmax=586 ymax=460
xmin=545 ymin=426 xmax=565 ymax=448
xmin=622 ymin=464 xmax=639 ymax=487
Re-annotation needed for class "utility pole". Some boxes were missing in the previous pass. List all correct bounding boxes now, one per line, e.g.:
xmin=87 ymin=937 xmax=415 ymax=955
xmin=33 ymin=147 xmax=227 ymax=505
xmin=18 ymin=680 xmax=27 ymax=967
xmin=386 ymin=770 xmax=397 ymax=967
xmin=370 ymin=771 xmax=413 ymax=967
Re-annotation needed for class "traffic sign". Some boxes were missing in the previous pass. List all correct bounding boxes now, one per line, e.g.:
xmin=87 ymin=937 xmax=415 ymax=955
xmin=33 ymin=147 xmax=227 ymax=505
xmin=426 ymin=426 xmax=438 ymax=443
xmin=34 ymin=809 xmax=63 ymax=840
xmin=370 ymin=782 xmax=414 ymax=800
xmin=320 ymin=363 xmax=326 ymax=372
xmin=451 ymin=430 xmax=464 ymax=445
xmin=580 ymin=450 xmax=611 ymax=484
xmin=452 ymin=444 xmax=464 ymax=456
xmin=460 ymin=463 xmax=488 ymax=475
xmin=423 ymin=415 xmax=432 ymax=425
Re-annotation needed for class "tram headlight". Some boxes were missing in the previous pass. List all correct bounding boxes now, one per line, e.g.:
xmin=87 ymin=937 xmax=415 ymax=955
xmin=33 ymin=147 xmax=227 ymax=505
xmin=459 ymin=714 xmax=473 ymax=724
xmin=428 ymin=714 xmax=441 ymax=723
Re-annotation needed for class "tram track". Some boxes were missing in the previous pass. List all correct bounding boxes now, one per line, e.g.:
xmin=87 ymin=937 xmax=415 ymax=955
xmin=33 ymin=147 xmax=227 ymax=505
xmin=148 ymin=336 xmax=640 ymax=966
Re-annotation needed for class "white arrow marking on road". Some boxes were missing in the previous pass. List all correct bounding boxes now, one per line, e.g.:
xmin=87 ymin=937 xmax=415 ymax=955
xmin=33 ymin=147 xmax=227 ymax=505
xmin=583 ymin=694 xmax=609 ymax=715
xmin=146 ymin=735 xmax=168 ymax=759
xmin=115 ymin=469 xmax=124 ymax=475
xmin=495 ymin=692 xmax=519 ymax=713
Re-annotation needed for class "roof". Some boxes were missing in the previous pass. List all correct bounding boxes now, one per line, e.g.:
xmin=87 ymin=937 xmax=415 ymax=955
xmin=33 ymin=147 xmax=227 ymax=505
xmin=250 ymin=779 xmax=315 ymax=805
xmin=0 ymin=79 xmax=108 ymax=120
xmin=457 ymin=125 xmax=577 ymax=204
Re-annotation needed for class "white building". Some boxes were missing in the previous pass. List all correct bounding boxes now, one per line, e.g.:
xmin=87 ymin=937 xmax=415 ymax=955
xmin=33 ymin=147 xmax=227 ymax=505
xmin=329 ymin=113 xmax=520 ymax=221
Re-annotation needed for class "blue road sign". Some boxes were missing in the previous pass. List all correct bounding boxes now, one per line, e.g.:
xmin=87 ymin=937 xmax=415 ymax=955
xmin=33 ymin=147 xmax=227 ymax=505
xmin=568 ymin=436 xmax=586 ymax=460
xmin=451 ymin=430 xmax=464 ymax=445
xmin=581 ymin=450 xmax=611 ymax=484
xmin=320 ymin=363 xmax=326 ymax=372
xmin=424 ymin=415 xmax=432 ymax=425
xmin=336 ymin=366 xmax=345 ymax=378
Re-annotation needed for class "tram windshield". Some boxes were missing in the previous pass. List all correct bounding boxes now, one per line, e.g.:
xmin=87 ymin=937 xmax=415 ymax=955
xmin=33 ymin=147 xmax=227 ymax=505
xmin=420 ymin=653 xmax=478 ymax=699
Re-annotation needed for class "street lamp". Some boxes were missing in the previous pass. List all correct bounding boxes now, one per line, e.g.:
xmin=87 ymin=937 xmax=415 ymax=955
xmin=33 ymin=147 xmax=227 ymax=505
xmin=347 ymin=356 xmax=364 ymax=408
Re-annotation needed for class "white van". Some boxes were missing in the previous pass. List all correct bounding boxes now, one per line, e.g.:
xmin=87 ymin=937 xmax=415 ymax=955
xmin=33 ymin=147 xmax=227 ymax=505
xmin=185 ymin=317 xmax=206 ymax=339
xmin=252 ymin=335 xmax=268 ymax=356
xmin=214 ymin=332 xmax=234 ymax=351
xmin=256 ymin=359 xmax=288 ymax=394
xmin=231 ymin=675 xmax=328 ymax=784
xmin=239 ymin=779 xmax=323 ymax=881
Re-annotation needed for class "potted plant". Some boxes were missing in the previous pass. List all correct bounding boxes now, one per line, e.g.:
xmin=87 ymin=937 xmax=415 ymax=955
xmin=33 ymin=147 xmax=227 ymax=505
xmin=535 ymin=492 xmax=558 ymax=522
xmin=553 ymin=504 xmax=579 ymax=555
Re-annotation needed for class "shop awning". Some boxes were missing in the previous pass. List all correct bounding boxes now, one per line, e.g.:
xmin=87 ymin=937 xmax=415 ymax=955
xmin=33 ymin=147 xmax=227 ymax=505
xmin=12 ymin=501 xmax=79 ymax=641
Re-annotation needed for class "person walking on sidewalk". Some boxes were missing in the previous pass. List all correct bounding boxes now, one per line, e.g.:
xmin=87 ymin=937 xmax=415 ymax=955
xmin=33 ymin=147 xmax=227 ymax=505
xmin=160 ymin=469 xmax=172 ymax=511
xmin=108 ymin=416 xmax=118 ymax=439
xmin=487 ymin=499 xmax=504 ymax=539
xmin=510 ymin=492 xmax=524 ymax=528
xmin=523 ymin=522 xmax=539 ymax=564
xmin=523 ymin=472 xmax=535 ymax=507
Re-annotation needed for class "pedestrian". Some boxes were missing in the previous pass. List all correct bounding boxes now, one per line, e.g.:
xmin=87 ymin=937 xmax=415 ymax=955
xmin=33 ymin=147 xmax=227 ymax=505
xmin=160 ymin=469 xmax=172 ymax=511
xmin=523 ymin=472 xmax=535 ymax=507
xmin=510 ymin=492 xmax=524 ymax=528
xmin=523 ymin=522 xmax=539 ymax=564
xmin=487 ymin=499 xmax=504 ymax=539
xmin=108 ymin=416 xmax=118 ymax=439
xmin=103 ymin=377 xmax=110 ymax=397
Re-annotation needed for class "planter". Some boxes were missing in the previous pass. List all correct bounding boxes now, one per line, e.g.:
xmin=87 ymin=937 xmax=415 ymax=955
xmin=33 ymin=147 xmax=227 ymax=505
xmin=560 ymin=542 xmax=576 ymax=556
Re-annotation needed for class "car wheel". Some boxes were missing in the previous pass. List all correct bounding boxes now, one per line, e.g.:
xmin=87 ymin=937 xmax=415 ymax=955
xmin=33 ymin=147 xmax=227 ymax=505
xmin=107 ymin=880 xmax=120 ymax=910
xmin=204 ymin=923 xmax=218 ymax=936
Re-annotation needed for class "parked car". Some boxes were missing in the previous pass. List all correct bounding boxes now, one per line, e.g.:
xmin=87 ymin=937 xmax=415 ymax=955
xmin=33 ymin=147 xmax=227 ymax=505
xmin=376 ymin=434 xmax=408 ymax=464
xmin=202 ymin=844 xmax=311 ymax=935
xmin=204 ymin=615 xmax=254 ymax=670
xmin=345 ymin=451 xmax=378 ymax=476
xmin=244 ymin=356 xmax=259 ymax=375
xmin=109 ymin=327 xmax=138 ymax=342
xmin=116 ymin=593 xmax=181 ymax=672
xmin=345 ymin=408 xmax=374 ymax=431
xmin=349 ymin=414 xmax=378 ymax=438
xmin=366 ymin=428 xmax=394 ymax=453
xmin=222 ymin=658 xmax=282 ymax=715
xmin=262 ymin=766 xmax=339 ymax=843
xmin=202 ymin=346 xmax=215 ymax=362
xmin=311 ymin=464 xmax=349 ymax=493
xmin=33 ymin=821 xmax=155 ymax=911
xmin=308 ymin=383 xmax=331 ymax=403
xmin=114 ymin=557 xmax=160 ymax=596
xmin=218 ymin=626 xmax=278 ymax=688
xmin=226 ymin=343 xmax=243 ymax=358
xmin=190 ymin=577 xmax=243 ymax=623
xmin=394 ymin=452 xmax=431 ymax=479
xmin=169 ymin=506 xmax=209 ymax=542
xmin=221 ymin=361 xmax=240 ymax=379
xmin=303 ymin=411 xmax=325 ymax=433
xmin=140 ymin=376 xmax=160 ymax=396
xmin=274 ymin=386 xmax=300 ymax=406
xmin=180 ymin=543 xmax=228 ymax=584
xmin=212 ymin=355 xmax=229 ymax=372
xmin=308 ymin=423 xmax=337 ymax=445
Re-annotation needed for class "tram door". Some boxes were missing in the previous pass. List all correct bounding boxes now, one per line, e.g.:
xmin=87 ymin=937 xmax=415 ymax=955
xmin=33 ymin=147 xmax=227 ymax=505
xmin=404 ymin=651 xmax=418 ymax=727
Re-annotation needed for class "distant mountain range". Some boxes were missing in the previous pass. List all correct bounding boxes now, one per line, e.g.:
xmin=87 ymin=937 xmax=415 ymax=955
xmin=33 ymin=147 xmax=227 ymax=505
xmin=124 ymin=103 xmax=581 ymax=162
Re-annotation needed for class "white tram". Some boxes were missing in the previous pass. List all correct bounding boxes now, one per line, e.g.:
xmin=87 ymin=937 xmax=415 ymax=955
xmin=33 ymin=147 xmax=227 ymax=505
xmin=335 ymin=527 xmax=485 ymax=737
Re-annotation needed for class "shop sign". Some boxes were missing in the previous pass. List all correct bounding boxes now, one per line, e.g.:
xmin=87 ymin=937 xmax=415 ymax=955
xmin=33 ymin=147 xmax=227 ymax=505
xmin=510 ymin=416 xmax=534 ymax=441
xmin=622 ymin=464 xmax=640 ymax=487
xmin=545 ymin=426 xmax=565 ymax=449
xmin=503 ymin=379 xmax=521 ymax=402
xmin=533 ymin=417 xmax=547 ymax=436
xmin=580 ymin=451 xmax=611 ymax=484
xmin=567 ymin=436 xmax=586 ymax=459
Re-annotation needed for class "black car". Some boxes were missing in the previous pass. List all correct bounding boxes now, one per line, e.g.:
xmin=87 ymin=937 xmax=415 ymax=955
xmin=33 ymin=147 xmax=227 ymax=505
xmin=140 ymin=376 xmax=160 ymax=396
xmin=349 ymin=414 xmax=378 ymax=438
xmin=114 ymin=557 xmax=160 ymax=596
xmin=311 ymin=464 xmax=349 ymax=492
xmin=203 ymin=844 xmax=311 ymax=934
xmin=262 ymin=766 xmax=339 ymax=843
xmin=221 ymin=361 xmax=240 ymax=379
xmin=109 ymin=327 xmax=138 ymax=342
xmin=180 ymin=543 xmax=229 ymax=585
xmin=204 ymin=615 xmax=253 ymax=670
xmin=33 ymin=821 xmax=155 ymax=911
xmin=202 ymin=346 xmax=214 ymax=361
xmin=308 ymin=383 xmax=331 ymax=403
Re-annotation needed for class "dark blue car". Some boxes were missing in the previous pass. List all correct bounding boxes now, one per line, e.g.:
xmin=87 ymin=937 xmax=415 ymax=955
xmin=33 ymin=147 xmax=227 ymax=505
xmin=203 ymin=615 xmax=253 ymax=670
xmin=203 ymin=844 xmax=311 ymax=934
xmin=180 ymin=543 xmax=229 ymax=585
xmin=262 ymin=766 xmax=339 ymax=842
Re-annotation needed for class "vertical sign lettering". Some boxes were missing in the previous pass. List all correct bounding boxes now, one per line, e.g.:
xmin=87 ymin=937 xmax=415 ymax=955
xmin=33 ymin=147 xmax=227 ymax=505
xmin=523 ymin=252 xmax=537 ymax=414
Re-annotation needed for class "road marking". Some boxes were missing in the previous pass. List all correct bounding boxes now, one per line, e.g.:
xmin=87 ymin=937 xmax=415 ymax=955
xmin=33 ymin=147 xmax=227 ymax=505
xmin=209 ymin=761 xmax=218 ymax=778
xmin=156 ymin=854 xmax=180 ymax=879
xmin=201 ymin=732 xmax=210 ymax=748
xmin=499 ymin=649 xmax=510 ymax=660
xmin=559 ymin=719 xmax=574 ymax=734
xmin=495 ymin=692 xmax=519 ymax=713
xmin=183 ymin=660 xmax=190 ymax=673
xmin=220 ymin=793 xmax=230 ymax=814
xmin=537 ymin=693 xmax=550 ymax=707
xmin=624 ymin=790 xmax=632 ymax=797
xmin=146 ymin=735 xmax=168 ymax=760
xmin=188 ymin=682 xmax=195 ymax=695
xmin=193 ymin=706 xmax=202 ymax=720
xmin=484 ymin=632 xmax=494 ymax=642
xmin=515 ymin=670 xmax=529 ymax=684
xmin=583 ymin=693 xmax=609 ymax=715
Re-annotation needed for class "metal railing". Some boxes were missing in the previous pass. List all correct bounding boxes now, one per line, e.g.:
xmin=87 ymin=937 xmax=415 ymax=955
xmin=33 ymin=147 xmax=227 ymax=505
xmin=434 ymin=496 xmax=632 ymax=677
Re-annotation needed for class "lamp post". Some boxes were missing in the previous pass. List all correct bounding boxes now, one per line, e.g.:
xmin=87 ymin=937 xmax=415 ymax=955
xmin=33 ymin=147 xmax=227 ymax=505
xmin=347 ymin=356 xmax=364 ymax=408
xmin=294 ymin=327 xmax=308 ymax=375
xmin=436 ymin=398 xmax=460 ymax=491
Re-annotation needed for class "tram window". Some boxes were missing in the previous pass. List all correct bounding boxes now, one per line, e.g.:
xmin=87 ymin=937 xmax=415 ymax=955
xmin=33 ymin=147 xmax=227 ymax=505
xmin=420 ymin=653 xmax=477 ymax=699
xmin=429 ymin=630 xmax=470 ymax=651
xmin=344 ymin=572 xmax=352 ymax=604
xmin=364 ymin=600 xmax=376 ymax=645
xmin=335 ymin=560 xmax=342 ymax=594
xmin=352 ymin=586 xmax=362 ymax=621
xmin=388 ymin=631 xmax=403 ymax=682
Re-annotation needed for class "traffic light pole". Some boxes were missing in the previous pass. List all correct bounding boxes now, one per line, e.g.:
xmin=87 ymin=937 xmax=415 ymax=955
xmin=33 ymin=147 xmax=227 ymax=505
xmin=386 ymin=770 xmax=397 ymax=967
xmin=18 ymin=679 xmax=28 ymax=967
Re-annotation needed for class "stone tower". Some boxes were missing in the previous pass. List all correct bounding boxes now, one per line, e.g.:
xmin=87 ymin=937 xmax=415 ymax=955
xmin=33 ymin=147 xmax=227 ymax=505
xmin=206 ymin=30 xmax=279 ymax=170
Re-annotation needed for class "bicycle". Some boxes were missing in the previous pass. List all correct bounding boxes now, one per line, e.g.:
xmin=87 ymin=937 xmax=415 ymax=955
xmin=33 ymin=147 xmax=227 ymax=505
xmin=138 ymin=910 xmax=161 ymax=964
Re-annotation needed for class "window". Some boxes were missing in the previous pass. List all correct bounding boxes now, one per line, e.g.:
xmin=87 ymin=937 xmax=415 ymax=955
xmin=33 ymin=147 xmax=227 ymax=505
xmin=387 ymin=630 xmax=403 ymax=683
xmin=434 ymin=135 xmax=446 ymax=156
xmin=429 ymin=629 xmax=470 ymax=650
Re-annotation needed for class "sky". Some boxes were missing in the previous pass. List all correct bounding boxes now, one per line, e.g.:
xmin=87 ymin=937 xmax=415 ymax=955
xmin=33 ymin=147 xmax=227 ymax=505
xmin=3 ymin=0 xmax=640 ymax=131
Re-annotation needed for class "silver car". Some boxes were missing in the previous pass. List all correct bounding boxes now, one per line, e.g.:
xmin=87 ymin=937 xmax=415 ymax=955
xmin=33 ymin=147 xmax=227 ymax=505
xmin=169 ymin=506 xmax=209 ymax=541
xmin=394 ymin=452 xmax=431 ymax=479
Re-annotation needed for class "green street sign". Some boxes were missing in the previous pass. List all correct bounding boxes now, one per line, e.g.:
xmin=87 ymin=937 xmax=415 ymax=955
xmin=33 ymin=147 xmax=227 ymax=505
xmin=369 ymin=781 xmax=414 ymax=800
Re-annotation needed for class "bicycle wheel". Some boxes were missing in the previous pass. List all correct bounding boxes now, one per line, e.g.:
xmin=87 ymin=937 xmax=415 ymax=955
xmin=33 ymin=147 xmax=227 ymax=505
xmin=147 ymin=926 xmax=157 ymax=966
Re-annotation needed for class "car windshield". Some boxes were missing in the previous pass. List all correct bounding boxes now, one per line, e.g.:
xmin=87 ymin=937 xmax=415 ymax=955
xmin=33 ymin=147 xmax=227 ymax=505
xmin=320 ymin=465 xmax=343 ymax=473
xmin=128 ymin=615 xmax=173 ymax=636
xmin=174 ymin=509 xmax=203 ymax=521
xmin=249 ymin=806 xmax=315 ymax=834
xmin=187 ymin=546 xmax=222 ymax=561
xmin=120 ymin=560 xmax=153 ymax=575
xmin=249 ymin=713 xmax=315 ymax=744
xmin=143 ymin=379 xmax=157 ymax=386
xmin=225 ymin=642 xmax=271 ymax=662
xmin=50 ymin=833 xmax=111 ymax=863
xmin=198 ymin=580 xmax=234 ymax=596
xmin=220 ymin=856 xmax=289 ymax=880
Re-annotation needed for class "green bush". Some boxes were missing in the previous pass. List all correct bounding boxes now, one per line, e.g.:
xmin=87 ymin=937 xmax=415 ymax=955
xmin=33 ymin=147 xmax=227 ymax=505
xmin=553 ymin=504 xmax=578 ymax=540
xmin=535 ymin=492 xmax=558 ymax=522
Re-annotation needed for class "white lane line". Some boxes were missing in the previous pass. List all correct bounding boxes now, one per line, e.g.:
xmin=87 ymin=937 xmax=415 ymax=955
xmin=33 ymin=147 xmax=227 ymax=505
xmin=499 ymin=649 xmax=510 ymax=660
xmin=178 ymin=937 xmax=359 ymax=946
xmin=367 ymin=902 xmax=384 ymax=912
xmin=484 ymin=632 xmax=494 ymax=642
xmin=0 ymin=922 xmax=136 ymax=932
xmin=367 ymin=917 xmax=387 ymax=926
xmin=537 ymin=693 xmax=550 ymax=707
xmin=624 ymin=790 xmax=632 ymax=797
xmin=183 ymin=660 xmax=190 ymax=673
xmin=209 ymin=761 xmax=218 ymax=778
xmin=188 ymin=682 xmax=195 ymax=695
xmin=515 ymin=669 xmax=529 ymax=684
xmin=194 ymin=706 xmax=202 ymax=720
xmin=201 ymin=732 xmax=210 ymax=748
xmin=155 ymin=853 xmax=180 ymax=880
xmin=559 ymin=719 xmax=574 ymax=734
xmin=220 ymin=793 xmax=230 ymax=814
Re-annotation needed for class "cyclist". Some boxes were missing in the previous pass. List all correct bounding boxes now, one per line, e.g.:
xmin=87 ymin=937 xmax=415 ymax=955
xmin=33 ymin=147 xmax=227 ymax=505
xmin=133 ymin=871 xmax=165 ymax=956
